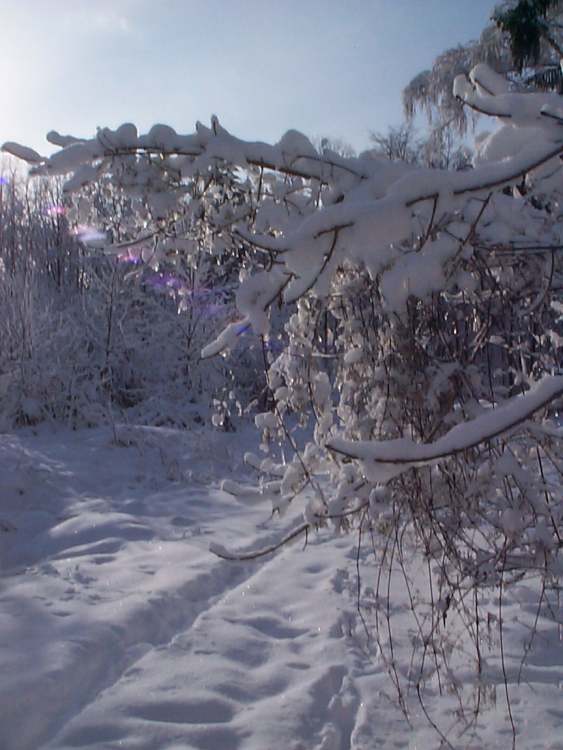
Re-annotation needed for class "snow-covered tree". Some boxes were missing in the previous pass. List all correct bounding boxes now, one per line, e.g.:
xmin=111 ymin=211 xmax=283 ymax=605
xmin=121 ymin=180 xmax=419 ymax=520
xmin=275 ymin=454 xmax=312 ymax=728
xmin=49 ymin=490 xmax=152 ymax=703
xmin=0 ymin=161 xmax=251 ymax=428
xmin=369 ymin=123 xmax=421 ymax=163
xmin=369 ymin=121 xmax=472 ymax=170
xmin=494 ymin=0 xmax=563 ymax=76
xmin=4 ymin=61 xmax=563 ymax=734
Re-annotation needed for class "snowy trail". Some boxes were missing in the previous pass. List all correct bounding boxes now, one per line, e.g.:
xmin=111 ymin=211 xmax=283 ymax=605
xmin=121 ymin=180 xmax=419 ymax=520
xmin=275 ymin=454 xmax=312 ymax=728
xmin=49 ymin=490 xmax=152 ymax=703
xmin=0 ymin=425 xmax=375 ymax=750
xmin=43 ymin=535 xmax=363 ymax=750
xmin=0 ymin=428 xmax=252 ymax=746
xmin=2 ymin=425 xmax=563 ymax=749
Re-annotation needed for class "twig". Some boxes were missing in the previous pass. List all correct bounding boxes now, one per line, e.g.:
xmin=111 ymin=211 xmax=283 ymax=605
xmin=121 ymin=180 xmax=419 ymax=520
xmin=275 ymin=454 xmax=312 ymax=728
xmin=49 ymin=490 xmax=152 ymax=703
xmin=210 ymin=522 xmax=311 ymax=561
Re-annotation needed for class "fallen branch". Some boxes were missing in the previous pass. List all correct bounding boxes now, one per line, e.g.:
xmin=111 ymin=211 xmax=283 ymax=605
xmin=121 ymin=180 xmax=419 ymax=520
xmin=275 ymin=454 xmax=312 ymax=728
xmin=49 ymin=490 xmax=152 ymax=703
xmin=209 ymin=522 xmax=310 ymax=561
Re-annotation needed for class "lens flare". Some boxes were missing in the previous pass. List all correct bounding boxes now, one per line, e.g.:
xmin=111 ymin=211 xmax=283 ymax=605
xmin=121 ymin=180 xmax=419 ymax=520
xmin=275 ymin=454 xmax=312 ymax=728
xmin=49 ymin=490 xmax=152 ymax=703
xmin=45 ymin=205 xmax=67 ymax=217
xmin=117 ymin=252 xmax=142 ymax=264
xmin=145 ymin=272 xmax=186 ymax=291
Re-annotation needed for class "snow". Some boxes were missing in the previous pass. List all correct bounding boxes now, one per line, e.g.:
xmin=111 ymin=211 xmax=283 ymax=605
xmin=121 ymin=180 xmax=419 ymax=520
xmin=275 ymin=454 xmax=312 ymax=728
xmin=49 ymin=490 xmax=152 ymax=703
xmin=235 ymin=270 xmax=287 ymax=336
xmin=1 ymin=142 xmax=43 ymax=164
xmin=46 ymin=131 xmax=85 ymax=148
xmin=2 ymin=422 xmax=563 ymax=750
xmin=200 ymin=318 xmax=251 ymax=359
xmin=469 ymin=63 xmax=511 ymax=96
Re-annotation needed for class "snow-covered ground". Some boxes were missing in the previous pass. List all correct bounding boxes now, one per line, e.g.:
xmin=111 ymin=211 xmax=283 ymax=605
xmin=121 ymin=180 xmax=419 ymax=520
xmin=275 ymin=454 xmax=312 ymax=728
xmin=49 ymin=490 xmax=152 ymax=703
xmin=1 ymin=423 xmax=563 ymax=749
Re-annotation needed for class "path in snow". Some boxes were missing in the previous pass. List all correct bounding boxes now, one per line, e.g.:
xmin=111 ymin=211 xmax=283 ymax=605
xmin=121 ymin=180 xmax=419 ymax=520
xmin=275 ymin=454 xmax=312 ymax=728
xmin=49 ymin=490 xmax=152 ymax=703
xmin=0 ymin=424 xmax=371 ymax=750
xmin=1 ymin=424 xmax=563 ymax=749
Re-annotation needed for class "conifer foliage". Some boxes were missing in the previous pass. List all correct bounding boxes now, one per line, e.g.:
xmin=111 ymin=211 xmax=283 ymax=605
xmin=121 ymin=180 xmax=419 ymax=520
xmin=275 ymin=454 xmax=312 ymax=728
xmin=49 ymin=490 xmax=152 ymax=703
xmin=494 ymin=0 xmax=562 ymax=72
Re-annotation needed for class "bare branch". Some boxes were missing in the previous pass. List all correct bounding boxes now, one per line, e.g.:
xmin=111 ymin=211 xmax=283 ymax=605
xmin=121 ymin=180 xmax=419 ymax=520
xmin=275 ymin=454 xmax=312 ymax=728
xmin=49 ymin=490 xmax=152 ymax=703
xmin=209 ymin=522 xmax=310 ymax=561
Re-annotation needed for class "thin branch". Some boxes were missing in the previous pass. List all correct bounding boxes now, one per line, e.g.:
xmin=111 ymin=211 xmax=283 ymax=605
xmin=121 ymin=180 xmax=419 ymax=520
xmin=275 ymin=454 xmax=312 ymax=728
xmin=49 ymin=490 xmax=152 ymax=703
xmin=210 ymin=522 xmax=311 ymax=561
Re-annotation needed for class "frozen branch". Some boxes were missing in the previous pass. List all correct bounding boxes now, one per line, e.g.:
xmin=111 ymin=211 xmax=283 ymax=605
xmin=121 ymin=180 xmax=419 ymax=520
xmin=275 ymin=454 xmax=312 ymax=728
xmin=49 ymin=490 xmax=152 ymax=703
xmin=327 ymin=376 xmax=563 ymax=465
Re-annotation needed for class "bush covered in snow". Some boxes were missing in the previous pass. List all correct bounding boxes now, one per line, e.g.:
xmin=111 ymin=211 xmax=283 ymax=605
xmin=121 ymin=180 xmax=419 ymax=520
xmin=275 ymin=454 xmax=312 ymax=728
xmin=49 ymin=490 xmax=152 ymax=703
xmin=0 ymin=165 xmax=263 ymax=428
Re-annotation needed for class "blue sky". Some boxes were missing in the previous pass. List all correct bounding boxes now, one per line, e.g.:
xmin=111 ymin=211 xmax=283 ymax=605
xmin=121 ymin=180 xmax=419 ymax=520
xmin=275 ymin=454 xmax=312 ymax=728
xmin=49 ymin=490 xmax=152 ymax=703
xmin=1 ymin=1 xmax=497 ymax=154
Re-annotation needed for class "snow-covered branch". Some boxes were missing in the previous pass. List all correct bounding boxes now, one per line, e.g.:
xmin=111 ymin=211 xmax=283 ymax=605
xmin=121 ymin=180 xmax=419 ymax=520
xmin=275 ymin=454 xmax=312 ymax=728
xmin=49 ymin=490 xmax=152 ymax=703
xmin=327 ymin=375 xmax=563 ymax=465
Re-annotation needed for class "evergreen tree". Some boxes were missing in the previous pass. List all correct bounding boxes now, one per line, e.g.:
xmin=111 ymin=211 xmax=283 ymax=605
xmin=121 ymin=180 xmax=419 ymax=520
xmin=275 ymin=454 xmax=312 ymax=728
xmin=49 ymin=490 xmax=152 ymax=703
xmin=404 ymin=0 xmax=563 ymax=132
